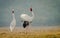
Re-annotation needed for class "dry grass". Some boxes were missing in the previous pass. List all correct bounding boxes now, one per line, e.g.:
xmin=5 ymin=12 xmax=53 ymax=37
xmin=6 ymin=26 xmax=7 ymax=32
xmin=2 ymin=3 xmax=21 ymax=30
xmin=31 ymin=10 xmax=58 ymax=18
xmin=0 ymin=27 xmax=60 ymax=38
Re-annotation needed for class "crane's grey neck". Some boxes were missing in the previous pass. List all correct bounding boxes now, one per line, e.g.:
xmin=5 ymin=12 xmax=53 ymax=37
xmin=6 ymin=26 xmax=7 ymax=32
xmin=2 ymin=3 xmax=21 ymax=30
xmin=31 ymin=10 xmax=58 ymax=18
xmin=12 ymin=13 xmax=15 ymax=20
xmin=31 ymin=11 xmax=34 ymax=20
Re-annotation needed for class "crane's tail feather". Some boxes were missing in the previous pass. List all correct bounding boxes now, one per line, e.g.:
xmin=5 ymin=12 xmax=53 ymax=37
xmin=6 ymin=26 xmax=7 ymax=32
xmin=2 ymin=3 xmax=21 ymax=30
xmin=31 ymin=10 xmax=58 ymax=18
xmin=23 ymin=21 xmax=29 ymax=28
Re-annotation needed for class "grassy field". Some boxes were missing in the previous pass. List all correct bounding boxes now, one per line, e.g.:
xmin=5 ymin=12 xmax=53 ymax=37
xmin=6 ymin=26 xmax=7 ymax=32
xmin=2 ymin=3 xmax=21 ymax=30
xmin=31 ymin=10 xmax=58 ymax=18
xmin=0 ymin=26 xmax=60 ymax=38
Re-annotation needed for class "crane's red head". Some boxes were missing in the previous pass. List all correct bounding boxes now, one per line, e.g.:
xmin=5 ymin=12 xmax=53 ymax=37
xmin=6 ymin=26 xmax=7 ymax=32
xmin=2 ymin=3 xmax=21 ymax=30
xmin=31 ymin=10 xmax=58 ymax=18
xmin=30 ymin=8 xmax=32 ymax=11
xmin=12 ymin=11 xmax=14 ymax=13
xmin=12 ymin=9 xmax=14 ymax=13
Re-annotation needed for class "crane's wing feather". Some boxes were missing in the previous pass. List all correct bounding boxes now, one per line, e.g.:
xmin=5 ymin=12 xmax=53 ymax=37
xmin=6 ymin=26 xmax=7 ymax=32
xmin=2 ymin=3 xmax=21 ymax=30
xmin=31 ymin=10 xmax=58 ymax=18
xmin=20 ymin=14 xmax=32 ymax=22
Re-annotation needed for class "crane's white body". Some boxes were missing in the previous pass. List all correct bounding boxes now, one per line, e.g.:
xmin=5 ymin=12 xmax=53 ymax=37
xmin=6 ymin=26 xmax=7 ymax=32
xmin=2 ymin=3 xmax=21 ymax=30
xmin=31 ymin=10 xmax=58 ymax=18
xmin=20 ymin=9 xmax=34 ymax=32
xmin=10 ymin=9 xmax=16 ymax=32
xmin=20 ymin=8 xmax=34 ymax=33
xmin=20 ymin=11 xmax=34 ymax=22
